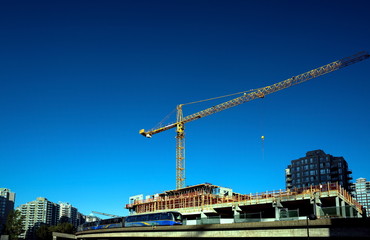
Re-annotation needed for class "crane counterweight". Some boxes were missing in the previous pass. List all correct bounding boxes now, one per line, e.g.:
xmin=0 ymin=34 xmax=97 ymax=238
xmin=139 ymin=129 xmax=152 ymax=138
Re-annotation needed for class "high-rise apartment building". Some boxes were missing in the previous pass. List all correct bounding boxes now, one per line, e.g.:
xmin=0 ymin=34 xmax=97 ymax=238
xmin=353 ymin=178 xmax=370 ymax=217
xmin=17 ymin=198 xmax=81 ymax=239
xmin=285 ymin=150 xmax=353 ymax=192
xmin=0 ymin=188 xmax=15 ymax=234
xmin=17 ymin=197 xmax=59 ymax=239
xmin=58 ymin=202 xmax=78 ymax=227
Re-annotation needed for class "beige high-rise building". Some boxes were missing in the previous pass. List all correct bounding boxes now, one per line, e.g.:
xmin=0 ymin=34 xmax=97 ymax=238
xmin=17 ymin=197 xmax=58 ymax=239
xmin=58 ymin=202 xmax=78 ymax=226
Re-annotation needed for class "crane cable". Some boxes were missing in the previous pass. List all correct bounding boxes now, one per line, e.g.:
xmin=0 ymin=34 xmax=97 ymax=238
xmin=154 ymin=88 xmax=262 ymax=129
xmin=154 ymin=107 xmax=177 ymax=130
xmin=181 ymin=88 xmax=261 ymax=106
xmin=259 ymin=98 xmax=266 ymax=161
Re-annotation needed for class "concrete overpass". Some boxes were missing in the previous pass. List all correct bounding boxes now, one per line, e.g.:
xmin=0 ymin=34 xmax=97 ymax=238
xmin=70 ymin=218 xmax=370 ymax=239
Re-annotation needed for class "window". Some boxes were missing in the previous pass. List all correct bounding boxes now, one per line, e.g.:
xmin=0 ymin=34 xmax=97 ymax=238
xmin=160 ymin=213 xmax=171 ymax=220
xmin=172 ymin=212 xmax=183 ymax=222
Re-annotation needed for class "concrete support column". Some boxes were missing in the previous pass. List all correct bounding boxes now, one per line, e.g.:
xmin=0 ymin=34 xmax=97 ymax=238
xmin=273 ymin=198 xmax=283 ymax=221
xmin=314 ymin=203 xmax=322 ymax=218
xmin=275 ymin=206 xmax=280 ymax=220
xmin=311 ymin=192 xmax=322 ymax=218
xmin=341 ymin=199 xmax=346 ymax=218
xmin=233 ymin=204 xmax=242 ymax=222
xmin=357 ymin=209 xmax=362 ymax=218
xmin=349 ymin=205 xmax=354 ymax=218
xmin=335 ymin=197 xmax=341 ymax=217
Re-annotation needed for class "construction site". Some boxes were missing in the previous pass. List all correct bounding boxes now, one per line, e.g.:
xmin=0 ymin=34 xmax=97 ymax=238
xmin=125 ymin=182 xmax=363 ymax=223
xmin=129 ymin=52 xmax=370 ymax=223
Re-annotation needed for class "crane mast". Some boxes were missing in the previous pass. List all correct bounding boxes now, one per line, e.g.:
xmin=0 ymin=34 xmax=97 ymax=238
xmin=140 ymin=51 xmax=369 ymax=190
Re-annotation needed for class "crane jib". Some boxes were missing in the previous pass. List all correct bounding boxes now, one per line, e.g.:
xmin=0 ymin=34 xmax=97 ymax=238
xmin=139 ymin=51 xmax=369 ymax=189
xmin=141 ymin=51 xmax=369 ymax=139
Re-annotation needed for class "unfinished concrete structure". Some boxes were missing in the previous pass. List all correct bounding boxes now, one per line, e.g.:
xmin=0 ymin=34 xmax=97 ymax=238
xmin=125 ymin=182 xmax=363 ymax=221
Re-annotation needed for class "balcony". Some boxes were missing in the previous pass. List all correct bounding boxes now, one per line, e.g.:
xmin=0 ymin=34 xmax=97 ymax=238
xmin=331 ymin=170 xmax=339 ymax=174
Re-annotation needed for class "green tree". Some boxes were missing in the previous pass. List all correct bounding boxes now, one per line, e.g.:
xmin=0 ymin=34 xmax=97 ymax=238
xmin=35 ymin=224 xmax=51 ymax=240
xmin=4 ymin=210 xmax=25 ymax=240
xmin=51 ymin=222 xmax=75 ymax=234
xmin=35 ymin=222 xmax=75 ymax=240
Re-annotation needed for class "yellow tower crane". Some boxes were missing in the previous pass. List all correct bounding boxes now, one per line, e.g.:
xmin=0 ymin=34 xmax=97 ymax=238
xmin=140 ymin=51 xmax=369 ymax=190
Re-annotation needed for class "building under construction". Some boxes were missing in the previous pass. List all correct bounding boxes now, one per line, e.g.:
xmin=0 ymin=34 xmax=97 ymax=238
xmin=126 ymin=182 xmax=364 ymax=221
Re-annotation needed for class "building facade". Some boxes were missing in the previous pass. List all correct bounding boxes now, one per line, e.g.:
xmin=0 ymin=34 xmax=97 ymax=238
xmin=17 ymin=197 xmax=59 ymax=239
xmin=353 ymin=178 xmax=370 ymax=217
xmin=58 ymin=202 xmax=78 ymax=226
xmin=285 ymin=150 xmax=353 ymax=192
xmin=0 ymin=188 xmax=16 ymax=234
xmin=17 ymin=198 xmax=82 ymax=239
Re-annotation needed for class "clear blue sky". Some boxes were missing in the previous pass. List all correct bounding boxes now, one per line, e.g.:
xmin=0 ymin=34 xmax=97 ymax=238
xmin=1 ymin=0 xmax=369 ymax=217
